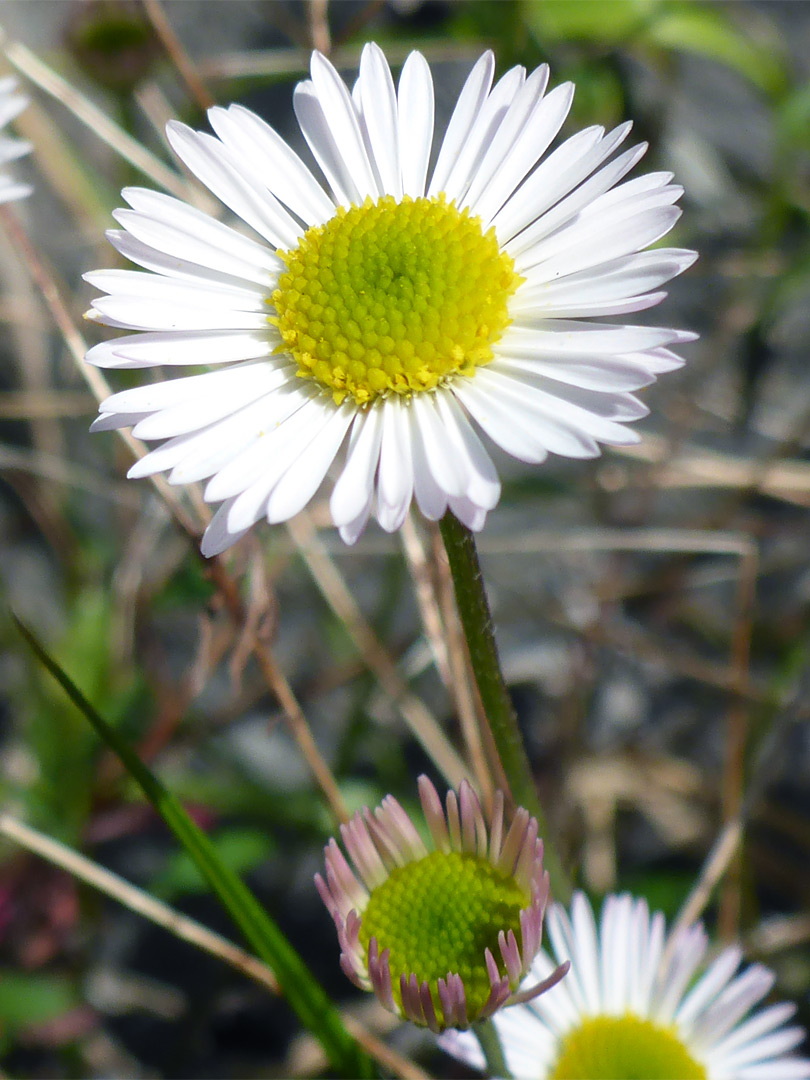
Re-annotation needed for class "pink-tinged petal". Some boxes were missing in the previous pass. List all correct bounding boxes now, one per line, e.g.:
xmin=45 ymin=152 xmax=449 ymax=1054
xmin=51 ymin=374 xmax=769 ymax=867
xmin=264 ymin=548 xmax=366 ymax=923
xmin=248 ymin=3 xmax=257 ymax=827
xmin=418 ymin=775 xmax=451 ymax=853
xmin=445 ymin=789 xmax=462 ymax=851
xmin=497 ymin=807 xmax=530 ymax=875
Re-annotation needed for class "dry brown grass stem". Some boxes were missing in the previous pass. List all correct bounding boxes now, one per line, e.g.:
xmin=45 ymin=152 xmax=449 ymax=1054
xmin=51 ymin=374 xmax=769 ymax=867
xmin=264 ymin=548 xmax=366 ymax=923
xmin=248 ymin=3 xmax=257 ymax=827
xmin=0 ymin=203 xmax=202 ymax=537
xmin=286 ymin=510 xmax=470 ymax=789
xmin=0 ymin=34 xmax=191 ymax=200
xmin=609 ymin=432 xmax=810 ymax=506
xmin=0 ymin=390 xmax=96 ymax=419
xmin=400 ymin=513 xmax=451 ymax=686
xmin=143 ymin=0 xmax=215 ymax=111
xmin=0 ymin=814 xmax=425 ymax=1080
xmin=1 ymin=203 xmax=348 ymax=826
xmin=719 ymin=543 xmax=758 ymax=940
xmin=307 ymin=0 xmax=332 ymax=54
xmin=668 ymin=818 xmax=743 ymax=954
xmin=0 ymin=812 xmax=281 ymax=993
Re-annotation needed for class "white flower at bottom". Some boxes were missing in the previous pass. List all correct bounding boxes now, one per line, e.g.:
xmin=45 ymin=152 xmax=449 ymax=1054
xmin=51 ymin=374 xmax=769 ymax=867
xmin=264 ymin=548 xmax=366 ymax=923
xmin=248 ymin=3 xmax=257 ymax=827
xmin=441 ymin=891 xmax=810 ymax=1080
xmin=0 ymin=77 xmax=31 ymax=203
xmin=85 ymin=44 xmax=696 ymax=557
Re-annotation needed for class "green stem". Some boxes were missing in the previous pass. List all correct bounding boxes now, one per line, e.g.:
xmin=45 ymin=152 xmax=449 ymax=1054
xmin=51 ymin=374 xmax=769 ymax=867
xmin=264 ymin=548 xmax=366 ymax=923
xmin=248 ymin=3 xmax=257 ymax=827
xmin=438 ymin=512 xmax=570 ymax=900
xmin=474 ymin=1017 xmax=512 ymax=1079
xmin=12 ymin=613 xmax=376 ymax=1079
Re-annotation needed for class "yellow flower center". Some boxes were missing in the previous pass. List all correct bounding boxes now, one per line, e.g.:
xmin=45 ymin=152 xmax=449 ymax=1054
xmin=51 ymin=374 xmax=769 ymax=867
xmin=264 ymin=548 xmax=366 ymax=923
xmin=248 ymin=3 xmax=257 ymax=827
xmin=270 ymin=195 xmax=520 ymax=406
xmin=550 ymin=1014 xmax=708 ymax=1080
xmin=358 ymin=850 xmax=529 ymax=1026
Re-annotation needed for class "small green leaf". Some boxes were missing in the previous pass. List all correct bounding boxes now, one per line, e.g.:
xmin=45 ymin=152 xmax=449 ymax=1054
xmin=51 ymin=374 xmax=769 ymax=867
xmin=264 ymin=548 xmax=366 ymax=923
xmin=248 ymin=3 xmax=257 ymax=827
xmin=12 ymin=613 xmax=375 ymax=1080
xmin=0 ymin=973 xmax=78 ymax=1032
xmin=151 ymin=827 xmax=274 ymax=900
xmin=525 ymin=0 xmax=659 ymax=45
xmin=647 ymin=6 xmax=787 ymax=98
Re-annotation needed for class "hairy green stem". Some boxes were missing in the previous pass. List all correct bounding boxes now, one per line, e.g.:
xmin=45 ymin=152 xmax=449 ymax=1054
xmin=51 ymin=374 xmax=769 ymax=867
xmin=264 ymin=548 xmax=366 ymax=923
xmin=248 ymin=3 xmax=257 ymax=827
xmin=438 ymin=511 xmax=570 ymax=900
xmin=475 ymin=1017 xmax=512 ymax=1079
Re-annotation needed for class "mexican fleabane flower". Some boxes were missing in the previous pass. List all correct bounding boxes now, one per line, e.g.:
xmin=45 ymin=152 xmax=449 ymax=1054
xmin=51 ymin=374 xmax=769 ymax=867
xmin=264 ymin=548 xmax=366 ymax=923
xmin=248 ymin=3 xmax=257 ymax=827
xmin=0 ymin=77 xmax=32 ymax=203
xmin=85 ymin=44 xmax=696 ymax=556
xmin=315 ymin=776 xmax=568 ymax=1032
xmin=442 ymin=891 xmax=810 ymax=1079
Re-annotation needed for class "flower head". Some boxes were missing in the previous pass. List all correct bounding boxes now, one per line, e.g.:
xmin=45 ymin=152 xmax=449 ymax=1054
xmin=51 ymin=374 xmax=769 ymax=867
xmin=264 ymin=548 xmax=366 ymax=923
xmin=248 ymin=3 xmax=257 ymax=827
xmin=442 ymin=891 xmax=810 ymax=1079
xmin=315 ymin=776 xmax=567 ymax=1032
xmin=0 ymin=77 xmax=31 ymax=204
xmin=86 ymin=45 xmax=696 ymax=556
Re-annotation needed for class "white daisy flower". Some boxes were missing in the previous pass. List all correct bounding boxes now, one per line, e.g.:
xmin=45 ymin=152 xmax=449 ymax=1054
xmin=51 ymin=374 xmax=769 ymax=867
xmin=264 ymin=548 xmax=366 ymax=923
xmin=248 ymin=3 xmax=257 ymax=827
xmin=86 ymin=45 xmax=696 ymax=557
xmin=0 ymin=76 xmax=32 ymax=203
xmin=441 ymin=891 xmax=810 ymax=1080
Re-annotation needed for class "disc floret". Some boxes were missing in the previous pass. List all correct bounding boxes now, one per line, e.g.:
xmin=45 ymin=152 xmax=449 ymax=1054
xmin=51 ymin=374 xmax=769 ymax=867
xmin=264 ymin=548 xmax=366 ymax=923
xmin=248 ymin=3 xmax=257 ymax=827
xmin=315 ymin=776 xmax=568 ymax=1031
xmin=271 ymin=195 xmax=521 ymax=406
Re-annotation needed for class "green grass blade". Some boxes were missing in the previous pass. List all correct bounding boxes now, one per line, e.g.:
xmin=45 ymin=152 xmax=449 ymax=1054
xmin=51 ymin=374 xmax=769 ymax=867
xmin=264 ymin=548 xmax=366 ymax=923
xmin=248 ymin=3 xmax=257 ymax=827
xmin=13 ymin=613 xmax=375 ymax=1079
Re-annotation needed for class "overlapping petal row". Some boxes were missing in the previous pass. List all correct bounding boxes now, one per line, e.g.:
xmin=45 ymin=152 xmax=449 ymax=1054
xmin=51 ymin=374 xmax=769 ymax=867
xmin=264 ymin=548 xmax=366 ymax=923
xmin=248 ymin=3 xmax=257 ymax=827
xmin=315 ymin=776 xmax=565 ymax=1032
xmin=0 ymin=77 xmax=32 ymax=204
xmin=86 ymin=44 xmax=696 ymax=555
xmin=442 ymin=891 xmax=810 ymax=1080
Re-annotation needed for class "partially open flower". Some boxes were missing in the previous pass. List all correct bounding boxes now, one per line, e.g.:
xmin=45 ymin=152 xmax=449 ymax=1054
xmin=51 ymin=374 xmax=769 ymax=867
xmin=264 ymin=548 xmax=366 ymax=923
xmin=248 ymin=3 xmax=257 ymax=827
xmin=315 ymin=776 xmax=568 ymax=1032
xmin=442 ymin=891 xmax=810 ymax=1079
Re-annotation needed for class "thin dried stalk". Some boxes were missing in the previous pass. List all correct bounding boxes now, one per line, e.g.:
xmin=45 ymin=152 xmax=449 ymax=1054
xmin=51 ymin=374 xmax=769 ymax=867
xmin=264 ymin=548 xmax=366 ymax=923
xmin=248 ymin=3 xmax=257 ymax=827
xmin=0 ymin=34 xmax=191 ymax=200
xmin=0 ymin=814 xmax=425 ymax=1080
xmin=143 ymin=0 xmax=215 ymax=111
xmin=287 ymin=510 xmax=470 ymax=790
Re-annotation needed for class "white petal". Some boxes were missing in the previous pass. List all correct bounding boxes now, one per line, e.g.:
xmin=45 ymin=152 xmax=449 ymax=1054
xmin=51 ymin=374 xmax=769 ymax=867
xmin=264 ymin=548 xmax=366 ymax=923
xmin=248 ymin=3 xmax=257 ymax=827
xmin=338 ymin=498 xmax=373 ymax=545
xmin=207 ymin=103 xmax=335 ymax=226
xmin=86 ymin=329 xmax=275 ymax=369
xmin=398 ymin=51 xmax=434 ymax=199
xmin=497 ymin=320 xmax=689 ymax=357
xmin=125 ymin=387 xmax=291 ymax=481
xmin=120 ymin=187 xmax=281 ymax=276
xmin=410 ymin=395 xmax=466 ymax=498
xmin=0 ymin=180 xmax=32 ymax=204
xmin=441 ymin=64 xmax=525 ymax=205
xmin=471 ymin=81 xmax=573 ymax=228
xmin=204 ymin=386 xmax=318 ymax=501
xmin=265 ymin=403 xmax=354 ymax=522
xmin=90 ymin=294 xmax=269 ymax=332
xmin=166 ymin=121 xmax=302 ymax=249
xmin=376 ymin=397 xmax=413 ymax=531
xmin=308 ymin=52 xmax=378 ymax=199
xmin=200 ymin=497 xmax=250 ymax=557
xmin=330 ymin=407 xmax=384 ymax=526
xmin=460 ymin=63 xmax=550 ymax=218
xmin=503 ymin=140 xmax=648 ymax=253
xmin=494 ymin=353 xmax=657 ymax=394
xmin=511 ymin=249 xmax=697 ymax=312
xmin=516 ymin=198 xmax=681 ymax=276
xmin=357 ymin=43 xmax=401 ymax=198
xmin=493 ymin=125 xmax=606 ymax=245
xmin=105 ymin=228 xmax=277 ymax=290
xmin=434 ymin=391 xmax=500 ymax=508
xmin=454 ymin=379 xmax=549 ymax=464
xmin=98 ymin=360 xmax=286 ymax=415
xmin=428 ymin=51 xmax=495 ymax=197
xmin=474 ymin=367 xmax=637 ymax=450
xmin=85 ymin=269 xmax=266 ymax=311
xmin=408 ymin=402 xmax=448 ymax=520
xmin=224 ymin=397 xmax=338 ymax=531
xmin=294 ymin=81 xmax=360 ymax=206
xmin=130 ymin=365 xmax=287 ymax=439
xmin=448 ymin=495 xmax=488 ymax=531
xmin=514 ymin=206 xmax=683 ymax=282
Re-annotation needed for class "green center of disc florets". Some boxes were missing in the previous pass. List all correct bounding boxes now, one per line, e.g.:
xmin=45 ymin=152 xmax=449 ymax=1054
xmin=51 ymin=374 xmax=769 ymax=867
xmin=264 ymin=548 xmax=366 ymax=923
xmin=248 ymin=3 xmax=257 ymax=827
xmin=358 ymin=850 xmax=529 ymax=1023
xmin=270 ymin=195 xmax=520 ymax=406
xmin=550 ymin=1015 xmax=708 ymax=1080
